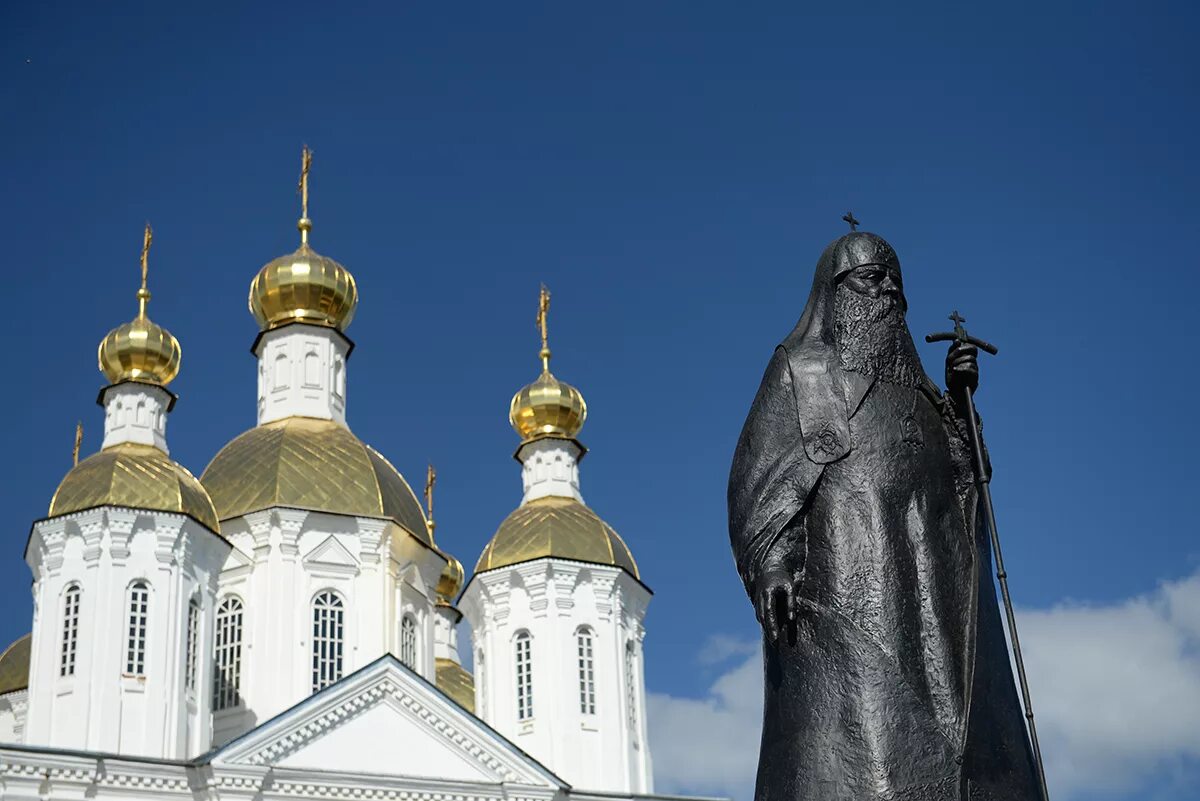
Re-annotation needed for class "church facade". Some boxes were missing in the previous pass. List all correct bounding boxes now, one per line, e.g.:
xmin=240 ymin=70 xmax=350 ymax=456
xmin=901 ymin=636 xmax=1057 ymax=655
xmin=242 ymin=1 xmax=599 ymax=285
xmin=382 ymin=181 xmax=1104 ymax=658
xmin=0 ymin=156 xmax=687 ymax=801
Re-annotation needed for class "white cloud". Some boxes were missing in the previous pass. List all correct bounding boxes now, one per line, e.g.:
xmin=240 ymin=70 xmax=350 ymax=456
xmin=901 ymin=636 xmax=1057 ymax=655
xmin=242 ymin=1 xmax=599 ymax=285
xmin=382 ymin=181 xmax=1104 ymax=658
xmin=648 ymin=570 xmax=1200 ymax=801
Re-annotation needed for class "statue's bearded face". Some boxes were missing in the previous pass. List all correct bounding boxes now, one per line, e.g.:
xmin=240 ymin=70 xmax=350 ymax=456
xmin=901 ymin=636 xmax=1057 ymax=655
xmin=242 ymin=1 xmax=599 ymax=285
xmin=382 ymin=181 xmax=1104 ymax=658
xmin=834 ymin=264 xmax=924 ymax=387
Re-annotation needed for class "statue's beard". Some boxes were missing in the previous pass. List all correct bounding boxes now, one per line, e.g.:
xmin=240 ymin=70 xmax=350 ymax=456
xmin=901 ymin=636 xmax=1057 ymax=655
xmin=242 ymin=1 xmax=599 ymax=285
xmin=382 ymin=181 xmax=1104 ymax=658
xmin=833 ymin=286 xmax=924 ymax=387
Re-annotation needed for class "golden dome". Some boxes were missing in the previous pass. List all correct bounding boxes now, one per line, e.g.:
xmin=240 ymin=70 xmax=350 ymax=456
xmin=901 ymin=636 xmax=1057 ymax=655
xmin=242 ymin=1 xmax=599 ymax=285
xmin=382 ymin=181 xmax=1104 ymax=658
xmin=49 ymin=443 xmax=220 ymax=532
xmin=201 ymin=416 xmax=428 ymax=541
xmin=249 ymin=147 xmax=357 ymax=333
xmin=248 ymin=242 xmax=358 ymax=333
xmin=436 ymin=556 xmax=465 ymax=603
xmin=509 ymin=369 xmax=587 ymax=442
xmin=98 ymin=223 xmax=181 ymax=386
xmin=435 ymin=657 xmax=475 ymax=712
xmin=0 ymin=633 xmax=31 ymax=695
xmin=476 ymin=495 xmax=638 ymax=579
xmin=98 ymin=315 xmax=182 ymax=386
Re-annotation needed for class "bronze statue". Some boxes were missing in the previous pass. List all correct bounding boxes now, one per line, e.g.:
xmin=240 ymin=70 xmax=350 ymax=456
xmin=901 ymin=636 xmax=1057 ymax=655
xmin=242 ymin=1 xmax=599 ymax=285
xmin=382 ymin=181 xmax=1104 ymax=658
xmin=728 ymin=231 xmax=1043 ymax=801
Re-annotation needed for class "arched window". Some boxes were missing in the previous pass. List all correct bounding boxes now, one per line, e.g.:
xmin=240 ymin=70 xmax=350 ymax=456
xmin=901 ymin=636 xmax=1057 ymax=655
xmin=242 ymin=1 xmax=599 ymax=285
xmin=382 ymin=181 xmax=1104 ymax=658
xmin=400 ymin=615 xmax=417 ymax=669
xmin=333 ymin=356 xmax=345 ymax=397
xmin=185 ymin=599 xmax=200 ymax=693
xmin=304 ymin=351 xmax=320 ymax=387
xmin=213 ymin=597 xmax=243 ymax=710
xmin=60 ymin=585 xmax=81 ymax=677
xmin=274 ymin=353 xmax=290 ymax=389
xmin=576 ymin=627 xmax=596 ymax=715
xmin=476 ymin=650 xmax=487 ymax=717
xmin=625 ymin=641 xmax=638 ymax=728
xmin=312 ymin=591 xmax=345 ymax=692
xmin=126 ymin=581 xmax=150 ymax=676
xmin=515 ymin=631 xmax=533 ymax=721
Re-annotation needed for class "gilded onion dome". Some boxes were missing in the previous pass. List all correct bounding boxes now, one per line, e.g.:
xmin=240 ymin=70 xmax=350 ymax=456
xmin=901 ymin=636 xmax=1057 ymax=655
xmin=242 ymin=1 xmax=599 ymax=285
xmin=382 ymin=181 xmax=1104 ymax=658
xmin=435 ymin=658 xmax=475 ymax=712
xmin=248 ymin=147 xmax=358 ymax=333
xmin=98 ymin=224 xmax=181 ymax=386
xmin=475 ymin=495 xmax=639 ymax=579
xmin=509 ymin=285 xmax=587 ymax=442
xmin=200 ymin=417 xmax=429 ymax=542
xmin=436 ymin=555 xmax=465 ymax=604
xmin=50 ymin=443 xmax=220 ymax=532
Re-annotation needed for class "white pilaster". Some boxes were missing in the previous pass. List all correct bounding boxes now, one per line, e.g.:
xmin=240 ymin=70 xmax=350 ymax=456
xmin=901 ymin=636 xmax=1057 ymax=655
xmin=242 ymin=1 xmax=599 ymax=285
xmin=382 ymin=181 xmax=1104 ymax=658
xmin=100 ymin=383 xmax=172 ymax=452
xmin=518 ymin=438 xmax=583 ymax=503
xmin=255 ymin=324 xmax=350 ymax=426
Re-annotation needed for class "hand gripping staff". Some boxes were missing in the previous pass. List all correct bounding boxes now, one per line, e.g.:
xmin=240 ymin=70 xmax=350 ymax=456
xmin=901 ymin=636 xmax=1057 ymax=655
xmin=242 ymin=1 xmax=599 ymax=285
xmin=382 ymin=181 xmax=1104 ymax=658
xmin=926 ymin=311 xmax=1050 ymax=801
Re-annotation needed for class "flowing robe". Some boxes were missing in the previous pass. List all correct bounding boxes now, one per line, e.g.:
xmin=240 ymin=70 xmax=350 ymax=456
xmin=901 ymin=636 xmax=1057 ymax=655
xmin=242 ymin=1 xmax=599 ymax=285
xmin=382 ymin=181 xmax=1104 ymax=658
xmin=728 ymin=235 xmax=1041 ymax=801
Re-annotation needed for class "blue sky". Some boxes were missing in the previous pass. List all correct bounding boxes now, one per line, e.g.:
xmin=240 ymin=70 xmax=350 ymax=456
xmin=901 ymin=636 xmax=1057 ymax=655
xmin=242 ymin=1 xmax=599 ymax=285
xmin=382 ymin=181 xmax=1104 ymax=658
xmin=3 ymin=3 xmax=1198 ymax=799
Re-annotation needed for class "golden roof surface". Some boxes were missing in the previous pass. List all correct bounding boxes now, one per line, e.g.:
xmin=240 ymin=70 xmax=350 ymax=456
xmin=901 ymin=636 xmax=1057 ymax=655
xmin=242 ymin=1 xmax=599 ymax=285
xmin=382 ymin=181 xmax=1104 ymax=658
xmin=435 ymin=657 xmax=475 ymax=713
xmin=200 ymin=416 xmax=428 ymax=540
xmin=49 ymin=443 xmax=220 ymax=532
xmin=98 ymin=316 xmax=182 ymax=386
xmin=509 ymin=369 xmax=587 ymax=442
xmin=248 ymin=243 xmax=358 ymax=333
xmin=475 ymin=495 xmax=638 ymax=578
xmin=436 ymin=555 xmax=465 ymax=603
xmin=0 ymin=634 xmax=30 ymax=695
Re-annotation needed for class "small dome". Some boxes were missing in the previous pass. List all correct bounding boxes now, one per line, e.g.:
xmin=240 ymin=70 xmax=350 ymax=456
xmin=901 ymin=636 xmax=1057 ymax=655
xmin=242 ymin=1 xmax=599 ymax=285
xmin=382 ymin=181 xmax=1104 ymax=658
xmin=249 ymin=243 xmax=358 ymax=333
xmin=509 ymin=369 xmax=587 ymax=442
xmin=436 ymin=556 xmax=464 ymax=603
xmin=0 ymin=633 xmax=30 ymax=695
xmin=201 ymin=417 xmax=428 ymax=541
xmin=49 ymin=443 xmax=219 ymax=532
xmin=98 ymin=312 xmax=181 ymax=386
xmin=476 ymin=495 xmax=638 ymax=579
xmin=435 ymin=657 xmax=475 ymax=712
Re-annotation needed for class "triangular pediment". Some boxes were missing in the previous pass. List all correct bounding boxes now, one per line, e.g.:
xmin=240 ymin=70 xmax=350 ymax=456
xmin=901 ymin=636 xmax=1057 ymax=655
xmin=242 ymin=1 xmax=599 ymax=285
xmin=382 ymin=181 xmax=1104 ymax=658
xmin=303 ymin=535 xmax=359 ymax=569
xmin=208 ymin=656 xmax=564 ymax=789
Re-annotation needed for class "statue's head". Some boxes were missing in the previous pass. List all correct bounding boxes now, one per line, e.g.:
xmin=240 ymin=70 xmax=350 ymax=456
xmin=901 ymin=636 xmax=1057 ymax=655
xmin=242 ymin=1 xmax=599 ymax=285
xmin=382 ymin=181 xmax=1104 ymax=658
xmin=821 ymin=231 xmax=922 ymax=386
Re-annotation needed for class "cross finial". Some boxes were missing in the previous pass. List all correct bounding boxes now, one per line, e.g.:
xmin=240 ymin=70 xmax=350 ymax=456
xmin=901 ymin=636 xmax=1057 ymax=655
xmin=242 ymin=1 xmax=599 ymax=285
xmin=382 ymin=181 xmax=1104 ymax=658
xmin=298 ymin=145 xmax=313 ymax=244
xmin=424 ymin=463 xmax=437 ymax=535
xmin=949 ymin=310 xmax=967 ymax=335
xmin=72 ymin=421 xmax=83 ymax=466
xmin=137 ymin=222 xmax=153 ymax=318
xmin=536 ymin=283 xmax=552 ymax=372
xmin=842 ymin=212 xmax=860 ymax=232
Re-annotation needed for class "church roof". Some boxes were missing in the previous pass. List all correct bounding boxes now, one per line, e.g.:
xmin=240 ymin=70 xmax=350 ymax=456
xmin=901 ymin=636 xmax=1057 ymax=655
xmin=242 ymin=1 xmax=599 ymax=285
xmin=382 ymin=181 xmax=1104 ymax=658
xmin=50 ymin=443 xmax=220 ymax=533
xmin=201 ymin=416 xmax=429 ymax=541
xmin=435 ymin=657 xmax=475 ymax=713
xmin=0 ymin=633 xmax=30 ymax=695
xmin=475 ymin=495 xmax=639 ymax=579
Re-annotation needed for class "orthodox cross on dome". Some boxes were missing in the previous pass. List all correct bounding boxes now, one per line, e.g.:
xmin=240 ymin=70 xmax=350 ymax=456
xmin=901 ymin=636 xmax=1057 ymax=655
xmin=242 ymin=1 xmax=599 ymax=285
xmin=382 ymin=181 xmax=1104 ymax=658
xmin=536 ymin=283 xmax=552 ymax=371
xmin=842 ymin=211 xmax=860 ymax=232
xmin=72 ymin=421 xmax=83 ymax=466
xmin=137 ymin=222 xmax=153 ymax=318
xmin=298 ymin=145 xmax=313 ymax=244
xmin=424 ymin=463 xmax=437 ymax=535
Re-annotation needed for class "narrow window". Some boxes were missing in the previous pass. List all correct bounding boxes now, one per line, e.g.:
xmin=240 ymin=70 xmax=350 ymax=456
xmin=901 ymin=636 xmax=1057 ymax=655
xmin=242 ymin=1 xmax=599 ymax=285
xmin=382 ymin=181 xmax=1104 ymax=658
xmin=185 ymin=599 xmax=200 ymax=693
xmin=515 ymin=631 xmax=533 ymax=721
xmin=274 ymin=353 xmax=289 ymax=389
xmin=577 ymin=627 xmax=596 ymax=715
xmin=126 ymin=581 xmax=150 ymax=676
xmin=333 ymin=357 xmax=345 ymax=397
xmin=400 ymin=615 xmax=417 ymax=669
xmin=477 ymin=650 xmax=487 ymax=717
xmin=304 ymin=351 xmax=320 ymax=387
xmin=625 ymin=641 xmax=638 ymax=728
xmin=312 ymin=591 xmax=345 ymax=692
xmin=60 ymin=585 xmax=81 ymax=677
xmin=213 ymin=597 xmax=243 ymax=710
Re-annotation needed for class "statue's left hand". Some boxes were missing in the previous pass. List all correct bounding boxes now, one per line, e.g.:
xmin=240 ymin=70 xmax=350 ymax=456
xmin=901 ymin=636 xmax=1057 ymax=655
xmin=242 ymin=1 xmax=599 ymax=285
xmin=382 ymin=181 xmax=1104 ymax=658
xmin=945 ymin=340 xmax=979 ymax=396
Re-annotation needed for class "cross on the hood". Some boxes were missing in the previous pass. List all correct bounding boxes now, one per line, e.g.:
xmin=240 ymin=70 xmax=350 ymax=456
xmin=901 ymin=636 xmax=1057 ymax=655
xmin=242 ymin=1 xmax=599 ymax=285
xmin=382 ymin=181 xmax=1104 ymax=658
xmin=842 ymin=212 xmax=859 ymax=231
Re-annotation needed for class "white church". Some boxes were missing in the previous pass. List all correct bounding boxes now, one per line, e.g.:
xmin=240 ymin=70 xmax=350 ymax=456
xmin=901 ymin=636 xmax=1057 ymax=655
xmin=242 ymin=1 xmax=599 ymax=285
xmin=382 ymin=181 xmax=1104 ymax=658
xmin=0 ymin=154 xmax=695 ymax=801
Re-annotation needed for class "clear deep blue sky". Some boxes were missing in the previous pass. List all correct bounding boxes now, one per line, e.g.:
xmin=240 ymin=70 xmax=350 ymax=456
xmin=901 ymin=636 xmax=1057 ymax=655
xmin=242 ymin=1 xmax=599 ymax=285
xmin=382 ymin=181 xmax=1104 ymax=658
xmin=3 ymin=1 xmax=1198 ymax=791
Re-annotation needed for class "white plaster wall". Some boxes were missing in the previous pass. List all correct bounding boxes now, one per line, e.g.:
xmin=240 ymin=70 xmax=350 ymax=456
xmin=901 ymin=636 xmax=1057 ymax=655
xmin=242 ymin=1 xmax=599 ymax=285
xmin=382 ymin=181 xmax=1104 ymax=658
xmin=101 ymin=382 xmax=172 ymax=452
xmin=461 ymin=559 xmax=653 ymax=793
xmin=519 ymin=439 xmax=583 ymax=504
xmin=23 ymin=508 xmax=228 ymax=759
xmin=0 ymin=691 xmax=27 ymax=743
xmin=255 ymin=325 xmax=350 ymax=426
xmin=212 ymin=509 xmax=444 ymax=746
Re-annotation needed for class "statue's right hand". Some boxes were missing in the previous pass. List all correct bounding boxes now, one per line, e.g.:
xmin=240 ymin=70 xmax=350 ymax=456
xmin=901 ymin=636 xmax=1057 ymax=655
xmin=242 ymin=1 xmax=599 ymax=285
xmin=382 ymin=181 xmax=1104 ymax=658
xmin=755 ymin=569 xmax=796 ymax=642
